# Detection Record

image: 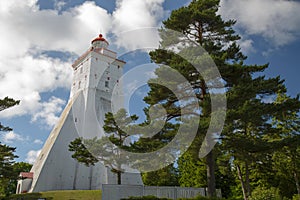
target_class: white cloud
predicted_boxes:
[219,0,300,47]
[0,55,71,118]
[25,149,41,164]
[112,0,165,50]
[31,96,66,128]
[0,0,166,124]
[33,139,44,145]
[113,0,165,31]
[2,131,25,143]
[54,0,66,11]
[239,38,255,54]
[0,0,111,122]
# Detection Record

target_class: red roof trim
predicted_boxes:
[19,172,33,179]
[91,34,109,44]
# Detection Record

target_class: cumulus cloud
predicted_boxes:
[113,0,165,31]
[33,139,44,144]
[0,1,99,123]
[219,0,300,47]
[112,0,165,50]
[239,38,255,54]
[54,0,66,11]
[0,0,167,125]
[0,0,109,122]
[26,149,41,164]
[2,131,25,143]
[0,55,71,119]
[31,96,66,128]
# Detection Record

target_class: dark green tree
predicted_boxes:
[69,108,138,185]
[144,0,246,197]
[0,144,18,197]
[223,76,300,200]
[69,137,98,166]
[268,93,300,198]
[142,164,179,186]
[4,162,32,196]
[0,97,20,132]
[144,0,300,198]
[0,97,20,197]
[129,114,180,186]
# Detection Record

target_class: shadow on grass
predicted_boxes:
[3,193,53,200]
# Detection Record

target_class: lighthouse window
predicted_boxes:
[105,81,109,88]
[80,67,83,74]
[78,81,81,89]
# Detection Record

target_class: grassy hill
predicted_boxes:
[6,190,101,200]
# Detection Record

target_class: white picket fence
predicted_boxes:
[102,184,221,200]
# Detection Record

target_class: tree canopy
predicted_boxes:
[68,1,300,199]
[0,97,22,197]
[0,97,19,132]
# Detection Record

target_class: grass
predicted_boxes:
[6,190,101,200]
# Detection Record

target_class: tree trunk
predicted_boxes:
[206,151,216,197]
[245,162,251,197]
[237,164,248,200]
[89,166,93,190]
[117,171,122,185]
[291,151,300,196]
[73,162,79,190]
[294,171,300,195]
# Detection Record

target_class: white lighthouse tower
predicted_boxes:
[16,34,143,194]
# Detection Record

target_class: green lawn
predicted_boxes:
[7,190,101,200]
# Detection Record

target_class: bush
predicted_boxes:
[177,196,225,200]
[121,195,239,200]
[293,194,300,200]
[250,187,281,200]
[2,192,47,200]
[121,196,171,200]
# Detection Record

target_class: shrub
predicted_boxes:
[292,194,300,200]
[177,196,225,200]
[250,187,281,200]
[121,195,171,200]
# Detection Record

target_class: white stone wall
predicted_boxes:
[16,179,32,194]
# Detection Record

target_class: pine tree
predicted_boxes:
[0,144,18,197]
[0,97,20,197]
[270,93,300,197]
[144,0,300,198]
[69,137,98,166]
[0,97,19,132]
[4,162,32,196]
[145,0,247,196]
[142,164,179,186]
[222,75,287,199]
[101,108,138,184]
[69,108,138,185]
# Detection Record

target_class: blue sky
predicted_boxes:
[0,0,299,164]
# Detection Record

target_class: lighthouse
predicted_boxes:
[16,34,143,194]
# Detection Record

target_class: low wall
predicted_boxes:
[102,184,221,200]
